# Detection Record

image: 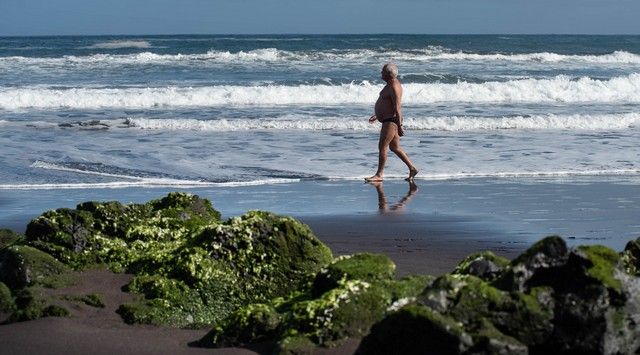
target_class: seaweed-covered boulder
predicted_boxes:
[416,273,553,349]
[25,192,221,269]
[275,335,317,355]
[9,287,69,322]
[0,229,22,250]
[312,253,395,296]
[190,211,333,300]
[118,210,332,327]
[452,251,510,281]
[359,237,640,355]
[202,254,433,352]
[0,245,72,289]
[22,193,332,327]
[0,281,15,315]
[494,236,568,292]
[205,279,390,349]
[621,237,640,276]
[357,303,473,355]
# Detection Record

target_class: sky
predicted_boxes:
[1,0,639,36]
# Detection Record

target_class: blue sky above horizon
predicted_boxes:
[1,0,639,36]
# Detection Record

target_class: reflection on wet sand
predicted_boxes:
[368,180,418,213]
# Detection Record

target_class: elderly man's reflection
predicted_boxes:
[367,180,418,213]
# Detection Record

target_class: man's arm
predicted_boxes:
[390,81,403,125]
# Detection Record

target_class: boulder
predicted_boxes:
[452,251,510,281]
[0,245,72,289]
[312,253,395,296]
[0,229,22,250]
[357,303,473,355]
[0,281,15,315]
[621,237,640,276]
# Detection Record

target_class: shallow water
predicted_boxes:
[1,35,640,188]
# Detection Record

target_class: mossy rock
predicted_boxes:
[494,236,569,292]
[356,303,473,355]
[204,279,390,349]
[469,318,528,355]
[381,274,434,302]
[201,303,282,347]
[275,336,316,355]
[418,274,474,312]
[0,229,23,250]
[0,245,73,289]
[621,237,640,276]
[9,287,69,322]
[447,277,554,346]
[62,293,105,308]
[575,245,622,294]
[289,281,388,345]
[452,251,510,281]
[511,235,568,266]
[120,274,239,328]
[312,253,395,296]
[192,211,333,300]
[25,192,221,269]
[0,281,15,314]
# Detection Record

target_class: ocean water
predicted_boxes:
[1,34,640,188]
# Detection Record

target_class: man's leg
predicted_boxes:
[365,123,395,181]
[389,133,419,180]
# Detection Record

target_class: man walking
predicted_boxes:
[365,63,418,181]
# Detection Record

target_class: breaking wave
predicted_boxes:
[1,48,640,66]
[123,113,640,132]
[1,74,639,109]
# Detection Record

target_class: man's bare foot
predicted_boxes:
[365,175,383,182]
[405,168,418,181]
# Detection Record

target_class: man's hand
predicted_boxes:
[368,115,377,124]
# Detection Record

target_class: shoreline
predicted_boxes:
[1,177,639,251]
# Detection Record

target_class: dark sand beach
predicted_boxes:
[1,178,639,353]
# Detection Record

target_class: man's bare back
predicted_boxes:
[365,63,418,182]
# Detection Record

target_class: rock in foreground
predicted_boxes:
[11,193,332,327]
[358,236,640,355]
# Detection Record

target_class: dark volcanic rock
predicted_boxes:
[357,303,473,355]
[0,245,72,290]
[622,237,640,276]
[359,237,640,355]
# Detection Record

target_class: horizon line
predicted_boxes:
[1,32,640,38]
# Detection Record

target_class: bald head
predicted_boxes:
[382,63,398,78]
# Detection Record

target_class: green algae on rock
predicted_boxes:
[0,245,74,290]
[358,236,640,355]
[357,303,473,355]
[621,237,640,276]
[0,281,15,314]
[22,193,332,327]
[0,229,23,250]
[9,287,70,322]
[451,250,510,281]
[203,254,433,352]
[25,192,221,270]
[312,253,396,296]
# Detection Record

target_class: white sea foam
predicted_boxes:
[0,179,301,190]
[428,50,640,64]
[24,161,299,189]
[7,167,639,190]
[2,48,640,66]
[123,113,640,132]
[86,40,152,49]
[1,74,639,109]
[328,169,640,181]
